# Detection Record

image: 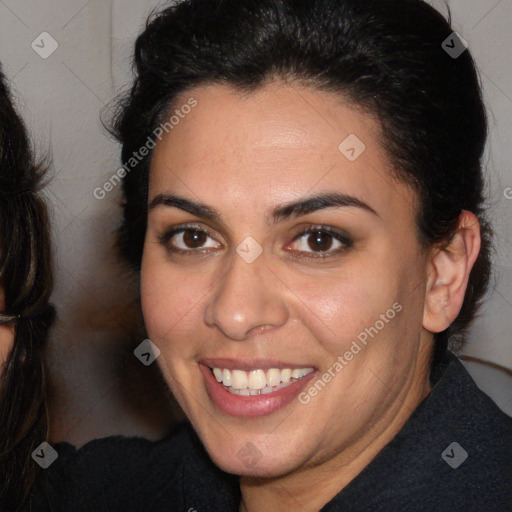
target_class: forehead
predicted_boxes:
[149,82,416,224]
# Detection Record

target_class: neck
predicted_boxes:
[239,348,433,512]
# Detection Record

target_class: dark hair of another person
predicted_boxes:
[110,0,491,367]
[0,68,56,511]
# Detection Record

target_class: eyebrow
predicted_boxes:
[148,191,379,226]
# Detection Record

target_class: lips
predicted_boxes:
[199,360,318,417]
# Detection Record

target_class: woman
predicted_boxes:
[0,68,56,511]
[45,0,511,510]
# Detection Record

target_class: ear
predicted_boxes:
[423,210,481,333]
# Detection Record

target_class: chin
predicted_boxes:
[210,448,299,478]
[196,427,305,478]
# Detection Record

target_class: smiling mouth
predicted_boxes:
[210,367,315,396]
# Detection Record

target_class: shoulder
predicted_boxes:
[428,352,512,453]
[419,352,512,507]
[397,351,512,510]
[325,351,512,511]
[412,351,511,506]
[42,421,196,511]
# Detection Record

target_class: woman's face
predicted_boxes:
[141,83,434,477]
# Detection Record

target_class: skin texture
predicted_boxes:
[0,289,14,369]
[141,82,481,511]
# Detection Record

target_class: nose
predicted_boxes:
[203,250,288,341]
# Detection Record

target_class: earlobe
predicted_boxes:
[423,210,481,333]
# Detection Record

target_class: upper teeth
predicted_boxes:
[212,367,313,391]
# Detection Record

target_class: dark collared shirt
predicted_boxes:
[37,351,512,511]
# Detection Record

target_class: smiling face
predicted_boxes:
[141,82,434,479]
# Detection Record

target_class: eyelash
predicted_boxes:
[157,223,353,260]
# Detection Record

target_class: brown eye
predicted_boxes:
[158,226,221,255]
[307,231,334,252]
[183,229,208,249]
[288,226,353,258]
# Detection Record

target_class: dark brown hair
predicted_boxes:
[0,67,56,511]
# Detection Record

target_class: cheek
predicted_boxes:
[0,288,14,366]
[288,260,402,351]
[140,252,206,352]
[0,328,14,367]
